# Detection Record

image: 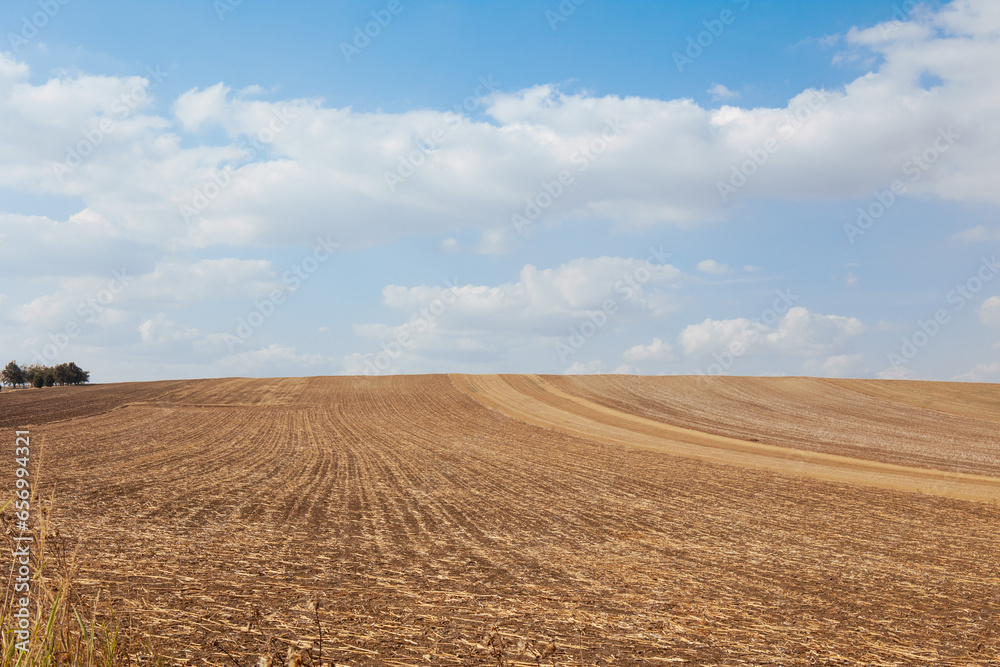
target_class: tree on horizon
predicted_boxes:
[5,361,91,388]
[1,361,26,388]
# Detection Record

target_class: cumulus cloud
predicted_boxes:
[213,343,334,376]
[878,364,917,380]
[0,211,157,278]
[8,257,280,331]
[0,0,998,253]
[952,225,1000,241]
[679,307,865,358]
[378,256,680,333]
[0,254,292,380]
[128,259,281,304]
[803,353,866,378]
[623,337,674,362]
[563,360,635,375]
[564,360,607,374]
[978,296,1000,327]
[138,313,200,346]
[345,255,682,372]
[953,361,1000,382]
[708,84,740,101]
[697,259,731,275]
[172,83,232,132]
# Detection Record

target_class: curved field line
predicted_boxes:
[825,377,1000,423]
[543,375,1000,476]
[450,374,1000,503]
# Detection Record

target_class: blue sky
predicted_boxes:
[1,0,998,382]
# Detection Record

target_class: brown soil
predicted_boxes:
[0,380,190,429]
[544,375,1000,477]
[1,375,998,665]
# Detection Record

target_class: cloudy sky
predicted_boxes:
[1,0,998,382]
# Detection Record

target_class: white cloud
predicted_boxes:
[565,360,606,374]
[679,307,865,358]
[877,364,916,380]
[138,313,199,346]
[697,259,730,275]
[128,258,281,303]
[8,258,281,333]
[804,353,866,378]
[0,211,149,277]
[172,83,232,132]
[953,361,1000,382]
[708,83,740,101]
[978,295,1000,327]
[680,316,758,356]
[474,227,515,255]
[344,256,681,372]
[2,257,291,373]
[763,307,865,354]
[623,337,674,362]
[213,343,334,376]
[876,319,905,332]
[379,256,680,332]
[952,225,1000,241]
[1,1,999,252]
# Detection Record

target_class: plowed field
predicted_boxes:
[2,375,999,665]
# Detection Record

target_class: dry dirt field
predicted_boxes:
[2,375,1000,665]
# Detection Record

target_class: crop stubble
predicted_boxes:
[1,375,998,665]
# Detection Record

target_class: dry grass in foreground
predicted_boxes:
[0,490,156,667]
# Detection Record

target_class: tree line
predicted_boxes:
[0,361,90,389]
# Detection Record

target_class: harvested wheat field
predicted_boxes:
[2,374,1000,665]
